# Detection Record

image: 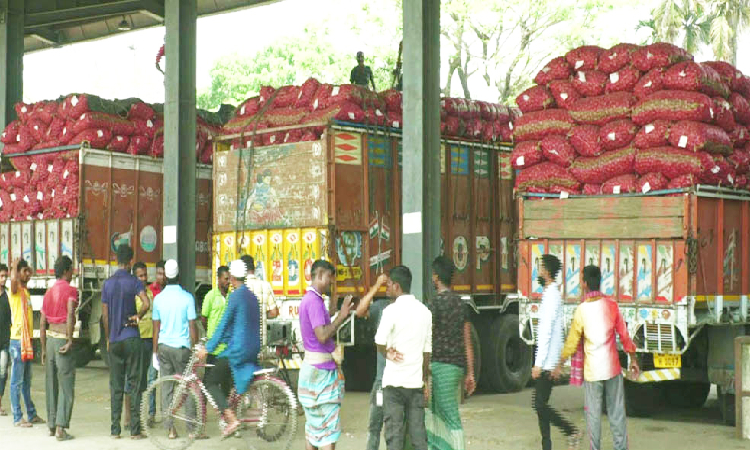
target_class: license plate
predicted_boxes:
[653,353,681,368]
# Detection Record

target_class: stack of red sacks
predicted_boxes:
[512,42,750,195]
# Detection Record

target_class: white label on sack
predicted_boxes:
[509,122,514,130]
[20,106,27,113]
[712,165,721,174]
[332,86,340,97]
[376,109,384,117]
[577,71,587,83]
[642,182,651,193]
[348,112,356,120]
[117,136,124,141]
[523,95,530,101]
[51,189,55,198]
[0,197,3,208]
[63,169,69,179]
[23,195,28,203]
[610,72,620,84]
[71,96,78,106]
[742,129,747,139]
[645,124,655,134]
[284,133,290,142]
[36,192,43,201]
[9,193,16,201]
[607,132,616,141]
[644,81,653,88]
[97,130,104,138]
[62,127,67,136]
[709,107,714,119]
[729,174,734,184]
[647,51,653,59]
[613,185,621,194]
[298,90,303,99]
[33,125,39,131]
[240,105,246,115]
[147,120,154,128]
[2,132,6,139]
[609,52,617,60]
[678,135,688,148]
[542,66,550,73]
[14,171,19,178]
[516,156,525,166]
[560,191,569,199]
[679,70,686,77]
[313,98,319,110]
[393,121,400,128]
[560,92,569,100]
[16,134,20,142]
[47,164,53,173]
[575,60,584,69]
[30,163,37,171]
[270,135,276,144]
[550,149,559,156]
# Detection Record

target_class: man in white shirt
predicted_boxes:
[531,254,579,450]
[375,266,432,450]
[241,255,280,319]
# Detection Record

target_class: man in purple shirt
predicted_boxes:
[101,244,150,439]
[297,260,352,450]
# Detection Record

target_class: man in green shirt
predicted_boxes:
[201,266,230,364]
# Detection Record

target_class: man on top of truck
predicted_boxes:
[350,51,377,91]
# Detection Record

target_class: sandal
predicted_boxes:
[56,431,75,441]
[14,420,32,428]
[130,434,146,440]
[168,428,179,440]
[30,416,46,424]
[0,407,7,416]
[221,421,240,439]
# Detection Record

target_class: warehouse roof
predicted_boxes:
[23,0,278,53]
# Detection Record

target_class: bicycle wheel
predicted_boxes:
[237,377,298,450]
[141,375,205,450]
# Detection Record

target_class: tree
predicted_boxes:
[637,0,711,54]
[706,0,750,65]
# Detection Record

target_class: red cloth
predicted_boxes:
[41,279,79,324]
[149,281,163,297]
[569,290,603,387]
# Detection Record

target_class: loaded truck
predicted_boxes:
[517,188,750,424]
[0,144,213,367]
[211,121,533,392]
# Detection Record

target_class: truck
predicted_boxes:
[211,121,532,393]
[1,144,213,367]
[516,187,750,424]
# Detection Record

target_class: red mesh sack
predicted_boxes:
[261,132,285,147]
[703,61,742,90]
[540,135,575,167]
[632,42,692,72]
[634,69,664,100]
[237,97,261,117]
[565,45,603,71]
[730,92,750,125]
[516,85,555,113]
[733,127,750,147]
[72,112,135,136]
[30,101,58,125]
[441,116,465,137]
[496,122,513,142]
[513,109,573,141]
[634,120,670,149]
[461,100,481,120]
[259,86,276,107]
[364,108,387,126]
[442,98,469,116]
[662,62,729,98]
[151,133,164,158]
[729,150,750,173]
[699,154,735,185]
[736,75,750,98]
[479,102,503,121]
[126,135,150,156]
[107,135,129,153]
[59,120,76,144]
[494,105,512,124]
[14,126,37,152]
[548,184,581,195]
[283,128,304,144]
[60,94,90,120]
[635,147,703,179]
[27,119,47,142]
[534,57,571,85]
[8,169,30,188]
[599,43,640,74]
[583,184,602,195]
[31,141,59,151]
[668,120,732,154]
[200,142,213,164]
[511,141,544,169]
[301,102,365,125]
[632,90,713,125]
[568,92,637,126]
[638,172,669,193]
[548,80,580,110]
[1,120,20,144]
[381,89,402,113]
[272,85,301,109]
[515,162,580,191]
[602,174,638,194]
[605,68,641,93]
[572,70,608,97]
[320,85,368,109]
[263,108,306,127]
[569,145,636,184]
[600,119,638,151]
[69,128,112,148]
[14,103,32,123]
[465,118,483,140]
[570,125,602,156]
[133,117,162,139]
[45,117,65,141]
[128,102,155,121]
[295,78,321,110]
[11,156,32,171]
[481,122,498,142]
[736,174,749,190]
[714,97,737,132]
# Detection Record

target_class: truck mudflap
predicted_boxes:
[625,368,681,383]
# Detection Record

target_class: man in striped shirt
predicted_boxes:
[532,254,579,450]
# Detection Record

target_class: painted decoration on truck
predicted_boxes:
[284,230,302,296]
[636,244,653,301]
[336,231,362,282]
[140,225,157,253]
[549,243,563,285]
[500,237,509,270]
[244,169,283,226]
[35,226,46,274]
[601,243,616,296]
[531,242,545,295]
[440,145,446,174]
[334,132,362,165]
[251,232,268,281]
[474,150,490,178]
[656,244,674,303]
[476,236,491,270]
[10,223,20,261]
[723,228,739,292]
[367,135,391,168]
[453,236,469,273]
[619,244,634,301]
[21,223,32,266]
[584,243,600,268]
[0,224,8,267]
[451,146,469,175]
[270,231,285,294]
[110,226,132,253]
[61,220,73,263]
[565,244,581,299]
[498,153,512,181]
[302,229,319,289]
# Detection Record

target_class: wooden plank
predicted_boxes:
[523,197,685,221]
[523,217,684,239]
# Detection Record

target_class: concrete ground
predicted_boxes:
[0,359,746,449]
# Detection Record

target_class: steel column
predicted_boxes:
[0,0,24,128]
[402,0,440,300]
[163,0,196,292]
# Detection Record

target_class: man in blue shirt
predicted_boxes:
[102,244,151,439]
[151,259,198,440]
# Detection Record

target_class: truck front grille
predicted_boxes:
[643,323,677,352]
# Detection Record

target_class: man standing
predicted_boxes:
[150,260,166,298]
[201,265,229,368]
[298,260,352,450]
[350,51,377,91]
[531,255,579,450]
[242,255,280,320]
[554,266,640,450]
[8,258,44,428]
[426,256,476,450]
[102,244,151,439]
[152,259,198,440]
[132,262,156,427]
[40,255,78,441]
[0,264,9,417]
[375,265,432,450]
[354,273,389,450]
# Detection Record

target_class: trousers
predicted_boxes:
[584,374,628,450]
[9,339,37,424]
[383,386,427,450]
[366,380,384,450]
[533,372,576,450]
[109,337,142,436]
[45,338,76,430]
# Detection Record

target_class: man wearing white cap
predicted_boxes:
[151,259,198,440]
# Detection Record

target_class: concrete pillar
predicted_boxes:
[401,0,440,300]
[163,0,196,292]
[736,336,750,438]
[0,0,24,128]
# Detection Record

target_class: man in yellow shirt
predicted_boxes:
[8,258,45,427]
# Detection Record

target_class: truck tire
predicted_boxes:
[718,387,736,426]
[660,381,710,408]
[481,315,532,393]
[342,346,376,392]
[74,344,96,368]
[624,380,664,417]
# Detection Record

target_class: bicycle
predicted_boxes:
[141,342,298,450]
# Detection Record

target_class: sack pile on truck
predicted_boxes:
[1,94,223,164]
[512,41,750,195]
[221,77,514,150]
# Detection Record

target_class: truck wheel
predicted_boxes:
[661,381,710,408]
[718,387,736,426]
[481,315,532,393]
[342,346,375,392]
[624,380,664,417]
[74,344,96,368]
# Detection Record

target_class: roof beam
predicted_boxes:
[24,0,164,29]
[27,28,62,46]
